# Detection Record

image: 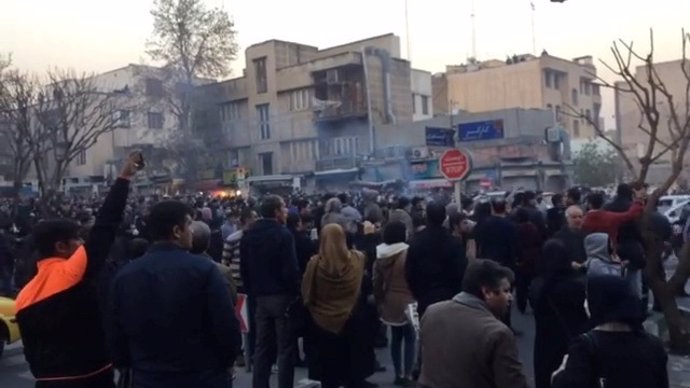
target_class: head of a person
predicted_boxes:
[565,205,584,229]
[616,183,633,201]
[33,219,85,260]
[261,195,287,224]
[566,187,582,206]
[512,192,525,208]
[524,191,537,207]
[586,275,646,329]
[462,259,515,317]
[397,196,411,211]
[147,200,195,249]
[383,221,407,245]
[324,197,342,214]
[541,239,572,276]
[412,196,425,210]
[337,193,349,206]
[286,212,302,232]
[240,208,258,229]
[189,220,211,255]
[491,199,508,215]
[318,223,351,271]
[584,232,611,261]
[587,192,605,210]
[551,193,564,208]
[426,201,446,227]
[412,213,426,231]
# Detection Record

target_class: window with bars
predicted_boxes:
[256,104,270,140]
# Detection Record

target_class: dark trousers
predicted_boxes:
[252,294,296,388]
[515,272,532,313]
[35,370,115,388]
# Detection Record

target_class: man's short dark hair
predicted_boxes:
[462,259,515,299]
[32,219,82,258]
[426,201,446,226]
[588,192,605,210]
[551,193,563,207]
[147,201,194,241]
[337,193,349,205]
[412,196,424,207]
[491,199,507,214]
[397,196,410,210]
[616,183,633,200]
[383,221,407,244]
[567,187,581,203]
[260,195,284,218]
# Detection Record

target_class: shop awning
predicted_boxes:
[408,179,453,190]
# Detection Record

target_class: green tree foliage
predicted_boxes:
[573,141,621,187]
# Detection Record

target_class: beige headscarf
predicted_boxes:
[302,223,364,334]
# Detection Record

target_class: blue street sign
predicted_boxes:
[458,119,505,142]
[425,127,455,147]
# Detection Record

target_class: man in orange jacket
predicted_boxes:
[15,152,142,388]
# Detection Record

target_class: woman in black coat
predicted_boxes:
[531,239,588,388]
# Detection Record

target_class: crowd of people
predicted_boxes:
[0,155,682,388]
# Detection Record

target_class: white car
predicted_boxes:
[664,200,690,224]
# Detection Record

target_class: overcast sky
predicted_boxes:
[3,0,690,127]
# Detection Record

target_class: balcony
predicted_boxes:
[313,100,368,123]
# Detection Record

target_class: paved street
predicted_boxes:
[0,305,538,388]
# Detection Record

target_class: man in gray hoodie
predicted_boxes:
[585,233,623,278]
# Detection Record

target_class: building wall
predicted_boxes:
[208,33,420,177]
[411,69,433,121]
[67,64,184,181]
[433,53,602,140]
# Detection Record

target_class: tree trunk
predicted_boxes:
[643,230,690,354]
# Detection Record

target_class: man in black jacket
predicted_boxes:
[15,153,140,388]
[109,200,241,388]
[241,195,300,388]
[405,201,467,316]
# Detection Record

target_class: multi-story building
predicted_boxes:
[197,33,422,189]
[64,64,210,190]
[432,52,603,139]
[615,59,690,183]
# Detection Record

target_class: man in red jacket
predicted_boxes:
[582,186,646,247]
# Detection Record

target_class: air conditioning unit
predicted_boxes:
[326,69,340,84]
[411,147,429,159]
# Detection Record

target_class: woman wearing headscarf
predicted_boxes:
[551,275,669,388]
[531,239,588,388]
[302,224,376,388]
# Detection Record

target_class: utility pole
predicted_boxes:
[530,1,537,55]
[405,0,412,61]
[470,0,477,59]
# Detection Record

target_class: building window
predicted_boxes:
[289,89,311,111]
[144,78,164,97]
[412,94,416,114]
[147,112,164,129]
[573,119,580,137]
[256,104,270,140]
[571,89,579,106]
[220,102,241,121]
[555,105,561,120]
[259,152,273,175]
[553,73,561,89]
[421,95,429,115]
[76,150,86,166]
[593,103,601,123]
[544,70,552,88]
[593,84,601,96]
[254,57,267,94]
[114,110,131,128]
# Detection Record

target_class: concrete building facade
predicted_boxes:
[615,59,690,183]
[433,53,603,139]
[197,33,423,188]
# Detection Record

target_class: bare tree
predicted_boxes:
[32,69,127,198]
[0,70,39,195]
[146,0,238,181]
[567,30,690,352]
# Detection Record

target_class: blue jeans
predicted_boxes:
[390,323,416,378]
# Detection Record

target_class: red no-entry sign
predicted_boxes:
[439,149,472,181]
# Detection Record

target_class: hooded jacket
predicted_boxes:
[240,219,300,296]
[585,233,622,278]
[373,242,415,325]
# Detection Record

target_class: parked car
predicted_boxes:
[0,296,21,357]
